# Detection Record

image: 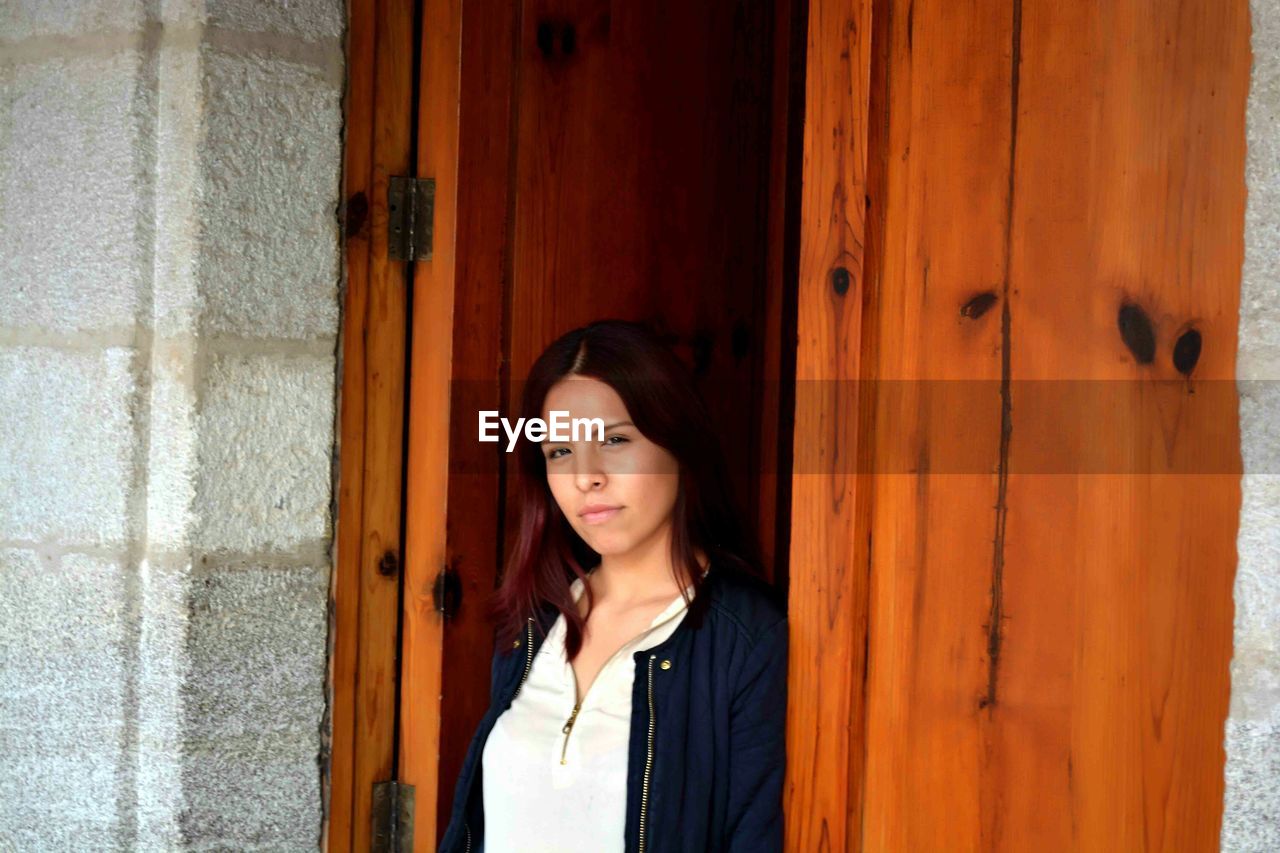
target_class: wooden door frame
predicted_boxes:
[328,0,823,850]
[328,0,419,850]
[329,0,1247,848]
[329,0,509,849]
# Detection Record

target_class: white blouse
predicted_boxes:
[480,571,698,852]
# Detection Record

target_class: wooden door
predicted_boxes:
[394,1,805,850]
[788,0,1249,849]
[337,0,1248,850]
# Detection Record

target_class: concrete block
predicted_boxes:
[1240,382,1280,474]
[0,49,148,335]
[0,550,129,851]
[206,0,344,42]
[0,0,146,41]
[1229,472,1280,724]
[1240,0,1280,375]
[195,351,334,553]
[180,563,328,848]
[1226,2,1280,845]
[149,41,206,340]
[197,46,342,341]
[184,563,329,738]
[0,346,136,547]
[1222,718,1280,852]
[179,736,322,849]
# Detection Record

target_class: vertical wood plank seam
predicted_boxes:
[982,0,1023,713]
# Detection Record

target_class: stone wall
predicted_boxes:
[0,1,345,849]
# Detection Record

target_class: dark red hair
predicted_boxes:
[485,318,765,661]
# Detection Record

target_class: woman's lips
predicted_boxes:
[581,507,622,525]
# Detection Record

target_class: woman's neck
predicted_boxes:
[588,543,707,608]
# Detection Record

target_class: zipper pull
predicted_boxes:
[561,701,582,763]
[561,702,581,734]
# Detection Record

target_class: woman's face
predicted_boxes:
[540,376,680,558]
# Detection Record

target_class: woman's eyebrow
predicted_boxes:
[601,420,634,431]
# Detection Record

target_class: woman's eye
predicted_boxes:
[546,436,625,460]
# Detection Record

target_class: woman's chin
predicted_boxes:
[585,537,631,556]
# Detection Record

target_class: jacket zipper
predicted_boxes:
[639,652,657,853]
[462,616,535,851]
[516,616,534,695]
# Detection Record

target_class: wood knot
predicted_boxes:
[1117,302,1155,364]
[960,291,998,320]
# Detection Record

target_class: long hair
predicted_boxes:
[485,318,765,661]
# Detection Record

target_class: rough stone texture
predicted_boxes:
[180,564,328,847]
[0,0,344,850]
[1224,2,1280,851]
[0,346,138,547]
[0,550,130,851]
[195,352,336,555]
[0,0,146,41]
[198,46,342,341]
[0,50,149,336]
[206,0,344,41]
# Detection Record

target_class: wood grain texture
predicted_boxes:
[433,0,523,844]
[859,0,1015,848]
[504,0,778,542]
[786,0,874,848]
[329,0,417,851]
[398,0,465,850]
[998,1,1246,847]
[855,0,1249,849]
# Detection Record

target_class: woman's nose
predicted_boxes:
[573,453,605,490]
[575,469,604,490]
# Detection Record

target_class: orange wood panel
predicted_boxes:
[329,0,417,851]
[996,0,1247,847]
[784,0,875,847]
[855,0,1249,849]
[327,0,374,846]
[398,0,466,852]
[858,0,1015,848]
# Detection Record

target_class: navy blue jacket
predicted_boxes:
[438,562,789,852]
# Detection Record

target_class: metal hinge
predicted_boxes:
[387,176,435,261]
[370,780,415,853]
[433,565,462,618]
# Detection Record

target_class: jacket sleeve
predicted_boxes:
[724,616,789,851]
[441,644,505,852]
[490,642,504,699]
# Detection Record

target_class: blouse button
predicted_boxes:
[513,639,520,647]
[660,659,672,670]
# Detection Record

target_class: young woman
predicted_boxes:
[439,319,789,852]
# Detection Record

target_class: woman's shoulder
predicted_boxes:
[703,562,787,648]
